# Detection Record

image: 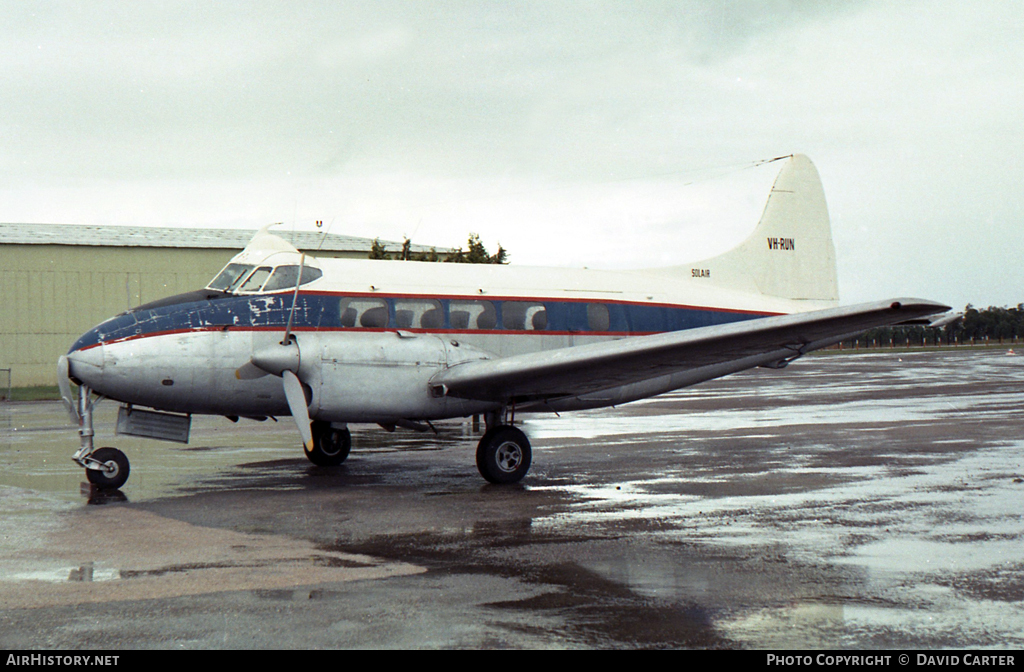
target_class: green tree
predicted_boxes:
[369,234,507,264]
[369,238,391,260]
[465,233,490,264]
[446,233,507,264]
[842,303,1024,348]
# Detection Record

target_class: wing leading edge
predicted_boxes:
[431,298,950,407]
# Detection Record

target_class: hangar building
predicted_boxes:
[1,223,440,388]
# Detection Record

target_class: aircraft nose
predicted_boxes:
[66,345,104,387]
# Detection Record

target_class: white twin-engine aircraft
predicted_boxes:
[58,155,948,489]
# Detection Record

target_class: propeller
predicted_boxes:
[283,370,313,450]
[234,254,315,448]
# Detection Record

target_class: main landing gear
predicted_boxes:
[71,385,131,490]
[475,408,532,484]
[297,413,533,484]
[304,421,352,466]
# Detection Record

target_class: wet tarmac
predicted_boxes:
[1,349,1022,649]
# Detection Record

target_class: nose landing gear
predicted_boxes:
[70,384,131,490]
[83,446,131,489]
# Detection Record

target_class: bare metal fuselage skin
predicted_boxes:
[67,313,491,423]
[64,155,848,427]
[64,257,827,424]
[58,157,952,489]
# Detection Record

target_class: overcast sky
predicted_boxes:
[2,1,1021,309]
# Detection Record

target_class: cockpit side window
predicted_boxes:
[262,265,323,292]
[207,263,255,292]
[301,266,324,286]
[237,267,273,293]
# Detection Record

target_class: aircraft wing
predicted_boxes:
[432,298,950,404]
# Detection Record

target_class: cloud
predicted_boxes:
[1,1,1021,308]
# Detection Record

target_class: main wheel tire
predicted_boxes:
[305,423,352,466]
[85,447,130,490]
[476,425,531,484]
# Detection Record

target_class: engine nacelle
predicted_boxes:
[312,332,497,423]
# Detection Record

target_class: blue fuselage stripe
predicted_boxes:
[69,291,772,353]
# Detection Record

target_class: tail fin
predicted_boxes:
[678,154,839,303]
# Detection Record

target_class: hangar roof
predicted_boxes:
[0,223,444,254]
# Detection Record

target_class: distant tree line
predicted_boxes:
[840,304,1024,348]
[369,233,507,264]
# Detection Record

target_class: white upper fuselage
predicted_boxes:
[306,256,835,357]
[64,248,834,425]
[312,256,830,311]
[63,155,844,425]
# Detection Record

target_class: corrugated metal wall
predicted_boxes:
[1,245,230,387]
[1,237,382,388]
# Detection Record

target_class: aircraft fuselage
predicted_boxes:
[57,156,950,489]
[65,267,804,423]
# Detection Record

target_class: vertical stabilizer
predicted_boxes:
[675,154,839,303]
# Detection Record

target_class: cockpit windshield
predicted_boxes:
[237,267,273,292]
[206,263,323,294]
[207,263,254,292]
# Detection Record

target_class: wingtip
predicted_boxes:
[887,298,952,314]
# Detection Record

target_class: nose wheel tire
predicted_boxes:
[85,447,131,490]
[305,423,352,466]
[476,425,531,484]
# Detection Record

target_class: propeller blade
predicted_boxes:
[282,369,313,451]
[235,361,270,380]
[56,355,81,424]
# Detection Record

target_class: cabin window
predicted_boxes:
[339,298,389,328]
[449,300,497,330]
[587,303,610,331]
[502,301,548,330]
[262,265,323,292]
[394,299,443,329]
[237,267,273,293]
[207,263,254,292]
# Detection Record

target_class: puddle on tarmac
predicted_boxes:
[0,401,479,503]
[525,351,1024,647]
[0,401,293,503]
[524,351,1023,441]
[2,350,1022,646]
